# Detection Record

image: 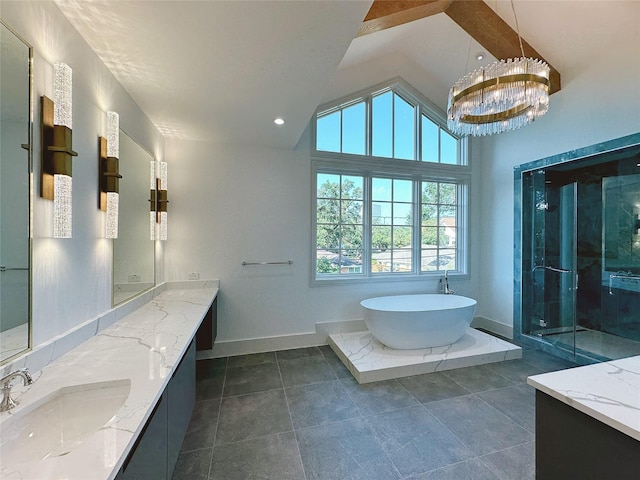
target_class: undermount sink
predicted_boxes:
[0,379,131,468]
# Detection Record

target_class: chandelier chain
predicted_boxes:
[511,0,526,58]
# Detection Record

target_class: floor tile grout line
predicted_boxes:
[469,391,536,436]
[481,360,532,385]
[276,351,309,480]
[476,439,536,480]
[416,396,485,462]
[221,385,285,398]
[410,457,487,479]
[338,377,371,419]
[206,359,227,479]
[440,362,518,391]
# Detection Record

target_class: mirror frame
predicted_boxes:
[0,20,33,365]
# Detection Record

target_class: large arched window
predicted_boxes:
[312,78,470,282]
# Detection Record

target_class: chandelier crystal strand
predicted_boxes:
[447,0,550,136]
[447,57,549,136]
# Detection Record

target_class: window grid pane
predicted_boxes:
[342,102,366,155]
[421,115,439,163]
[393,93,415,160]
[420,181,459,272]
[372,92,392,158]
[316,174,364,275]
[316,112,341,152]
[371,177,414,274]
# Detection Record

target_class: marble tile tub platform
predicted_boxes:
[328,327,522,384]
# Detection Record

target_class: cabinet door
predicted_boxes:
[118,393,168,480]
[167,340,196,477]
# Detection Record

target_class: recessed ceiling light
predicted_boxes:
[476,52,486,61]
[274,118,285,125]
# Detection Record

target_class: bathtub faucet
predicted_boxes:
[444,270,455,295]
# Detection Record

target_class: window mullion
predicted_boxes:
[391,93,395,159]
[363,175,372,277]
[339,111,343,154]
[415,106,421,162]
[413,178,421,274]
[437,125,442,164]
[366,94,372,157]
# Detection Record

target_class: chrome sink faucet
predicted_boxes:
[1,368,33,412]
[444,270,455,295]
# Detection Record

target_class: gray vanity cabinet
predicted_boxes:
[167,340,196,477]
[117,340,196,480]
[536,390,639,479]
[117,391,169,479]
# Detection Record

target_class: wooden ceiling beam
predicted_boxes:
[358,0,561,94]
[445,0,560,93]
[358,1,454,37]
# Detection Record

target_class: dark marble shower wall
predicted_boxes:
[517,138,640,352]
[547,158,640,336]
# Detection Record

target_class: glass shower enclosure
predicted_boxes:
[515,134,640,364]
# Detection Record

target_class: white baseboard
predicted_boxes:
[471,316,513,339]
[315,319,367,338]
[201,331,324,359]
[198,317,513,359]
[199,319,367,359]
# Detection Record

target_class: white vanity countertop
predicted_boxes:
[528,355,640,441]
[0,285,218,480]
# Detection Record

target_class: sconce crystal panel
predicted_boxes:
[53,63,72,129]
[159,161,168,241]
[104,111,120,239]
[150,160,157,240]
[149,160,168,241]
[53,174,72,238]
[41,63,76,239]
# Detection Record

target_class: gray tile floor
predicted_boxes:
[172,342,577,480]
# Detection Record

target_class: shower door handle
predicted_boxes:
[532,265,574,274]
[0,266,29,272]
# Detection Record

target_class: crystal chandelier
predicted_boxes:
[447,1,550,136]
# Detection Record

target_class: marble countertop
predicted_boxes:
[0,285,218,480]
[528,355,640,441]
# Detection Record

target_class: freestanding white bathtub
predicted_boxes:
[360,294,477,349]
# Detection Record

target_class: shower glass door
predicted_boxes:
[529,177,578,356]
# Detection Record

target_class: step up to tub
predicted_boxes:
[328,327,522,384]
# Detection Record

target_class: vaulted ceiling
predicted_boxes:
[53,0,639,149]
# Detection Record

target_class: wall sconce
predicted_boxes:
[41,63,76,238]
[149,161,169,240]
[98,111,122,239]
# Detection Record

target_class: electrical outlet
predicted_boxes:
[128,274,141,283]
[188,272,200,280]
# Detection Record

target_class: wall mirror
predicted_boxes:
[0,21,32,364]
[112,130,155,305]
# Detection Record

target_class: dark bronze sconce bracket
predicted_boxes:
[98,136,122,211]
[40,96,77,200]
[149,177,169,223]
